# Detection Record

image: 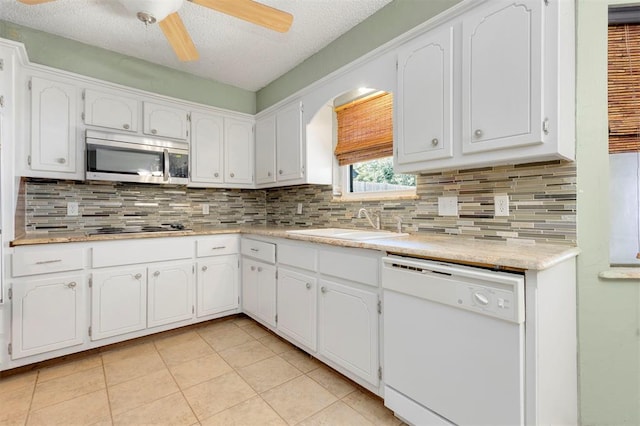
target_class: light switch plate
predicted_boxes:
[438,196,458,216]
[297,203,303,215]
[202,204,210,215]
[67,202,78,216]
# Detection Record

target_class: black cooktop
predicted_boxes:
[88,223,188,235]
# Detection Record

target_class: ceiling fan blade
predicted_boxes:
[191,0,293,33]
[159,12,200,62]
[17,0,57,4]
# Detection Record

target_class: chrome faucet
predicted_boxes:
[357,208,380,230]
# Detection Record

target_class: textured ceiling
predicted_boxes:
[0,0,394,91]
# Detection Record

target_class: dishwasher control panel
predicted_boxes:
[456,284,518,321]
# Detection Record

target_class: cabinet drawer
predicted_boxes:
[13,247,84,277]
[241,239,276,264]
[197,235,239,257]
[92,238,193,268]
[318,248,379,287]
[278,243,317,271]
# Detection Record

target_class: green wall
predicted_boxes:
[576,1,640,424]
[0,21,256,114]
[255,0,462,111]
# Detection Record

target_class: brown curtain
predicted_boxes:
[609,24,640,153]
[334,92,393,166]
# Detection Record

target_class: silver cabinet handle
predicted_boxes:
[230,172,235,178]
[474,129,483,138]
[154,271,160,277]
[123,123,130,130]
[431,138,439,146]
[211,246,226,250]
[66,282,77,289]
[202,265,208,272]
[279,170,283,175]
[257,267,263,272]
[57,158,66,164]
[35,259,62,265]
[151,129,157,135]
[214,172,219,178]
[250,248,259,252]
[321,286,327,294]
[134,273,142,279]
[306,283,311,289]
[251,266,256,271]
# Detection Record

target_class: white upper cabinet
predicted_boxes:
[395,25,454,170]
[255,113,277,185]
[224,117,254,185]
[29,76,78,175]
[461,0,543,154]
[83,89,139,132]
[276,102,304,182]
[143,101,189,140]
[190,111,224,184]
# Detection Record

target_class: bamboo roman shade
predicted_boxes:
[609,24,640,153]
[334,92,393,166]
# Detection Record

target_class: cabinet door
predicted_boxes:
[11,274,84,359]
[318,279,379,386]
[224,118,254,185]
[191,111,224,184]
[255,114,277,185]
[91,267,147,340]
[461,0,543,153]
[396,26,453,167]
[242,259,259,317]
[29,76,77,173]
[143,102,188,140]
[84,89,138,132]
[148,262,194,328]
[242,258,276,327]
[197,255,239,317]
[276,102,304,182]
[277,267,317,350]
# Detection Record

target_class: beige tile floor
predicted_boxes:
[0,315,403,425]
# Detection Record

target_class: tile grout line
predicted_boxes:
[100,355,115,425]
[23,370,40,425]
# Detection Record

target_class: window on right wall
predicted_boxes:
[333,90,416,200]
[608,18,640,266]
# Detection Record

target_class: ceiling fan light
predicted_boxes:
[121,0,184,24]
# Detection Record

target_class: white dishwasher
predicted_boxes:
[382,256,525,426]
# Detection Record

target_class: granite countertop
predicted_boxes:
[11,225,580,271]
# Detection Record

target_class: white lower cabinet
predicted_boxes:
[318,278,380,387]
[242,258,277,327]
[11,274,85,359]
[277,267,317,351]
[147,262,194,328]
[91,267,147,341]
[196,255,239,317]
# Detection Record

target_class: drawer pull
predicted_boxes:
[154,271,160,277]
[134,273,142,280]
[202,266,208,272]
[151,129,157,135]
[431,138,439,146]
[251,266,256,271]
[57,158,66,164]
[214,172,219,178]
[211,246,226,250]
[306,283,311,289]
[474,129,483,138]
[250,248,259,252]
[321,286,327,294]
[123,123,130,130]
[66,282,77,289]
[257,267,263,272]
[35,259,62,265]
[230,172,235,178]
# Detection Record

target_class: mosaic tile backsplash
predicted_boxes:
[23,160,576,245]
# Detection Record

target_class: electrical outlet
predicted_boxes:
[202,204,210,215]
[494,194,510,216]
[438,196,458,216]
[67,202,78,216]
[296,203,303,215]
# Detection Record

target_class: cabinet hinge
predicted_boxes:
[7,287,12,300]
[543,118,550,135]
[238,259,240,268]
[187,113,191,122]
[88,277,92,288]
[238,296,240,304]
[81,112,85,121]
[192,265,195,274]
[27,155,31,166]
[28,80,31,90]
[275,314,278,323]
[0,95,4,108]
[192,305,195,314]
[88,326,92,337]
[300,103,304,113]
[396,59,399,70]
[82,90,85,100]
[378,366,382,380]
[7,343,12,356]
[0,59,4,71]
[275,270,278,279]
[544,0,549,5]
[377,299,382,314]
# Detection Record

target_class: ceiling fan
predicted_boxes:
[17,0,294,62]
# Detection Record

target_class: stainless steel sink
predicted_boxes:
[286,228,408,241]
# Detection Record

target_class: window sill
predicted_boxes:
[599,267,640,280]
[332,191,418,203]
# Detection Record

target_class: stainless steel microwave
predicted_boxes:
[86,130,189,185]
